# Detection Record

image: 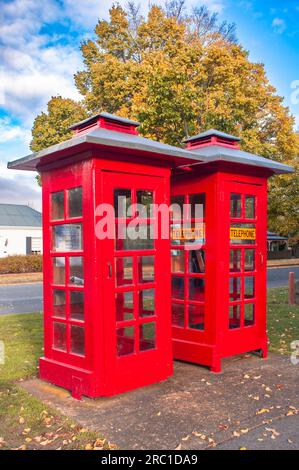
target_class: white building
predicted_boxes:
[0,204,42,257]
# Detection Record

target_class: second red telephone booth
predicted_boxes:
[170,129,293,372]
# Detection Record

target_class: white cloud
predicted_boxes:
[0,1,83,124]
[272,17,287,34]
[0,171,42,211]
[0,118,31,144]
[200,0,225,13]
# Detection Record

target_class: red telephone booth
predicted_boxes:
[170,130,293,373]
[8,112,204,398]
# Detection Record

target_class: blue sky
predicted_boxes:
[0,0,298,210]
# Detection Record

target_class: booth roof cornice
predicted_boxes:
[7,123,294,175]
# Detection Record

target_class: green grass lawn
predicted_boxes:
[0,313,113,450]
[267,287,299,355]
[0,288,298,450]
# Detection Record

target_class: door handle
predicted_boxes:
[107,262,113,279]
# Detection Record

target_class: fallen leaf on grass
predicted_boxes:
[0,437,6,447]
[79,428,88,433]
[22,428,31,434]
[256,408,270,415]
[218,424,229,430]
[40,439,52,446]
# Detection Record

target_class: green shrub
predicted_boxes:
[0,255,42,274]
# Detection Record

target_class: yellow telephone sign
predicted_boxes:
[171,225,205,241]
[230,227,256,240]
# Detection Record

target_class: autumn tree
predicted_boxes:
[31,2,299,236]
[30,96,87,152]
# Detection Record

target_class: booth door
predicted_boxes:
[223,181,267,354]
[100,171,171,394]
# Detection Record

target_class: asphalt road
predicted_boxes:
[0,266,298,315]
[0,282,43,315]
[267,265,299,288]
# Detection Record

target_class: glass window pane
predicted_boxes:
[245,196,255,219]
[189,249,205,273]
[116,291,134,322]
[114,189,132,218]
[139,289,155,317]
[117,326,135,356]
[69,257,84,285]
[68,187,82,218]
[189,278,205,302]
[245,277,255,299]
[136,190,153,217]
[140,322,156,351]
[115,257,133,286]
[171,250,184,273]
[229,305,241,329]
[170,195,185,220]
[138,256,154,283]
[230,194,241,218]
[116,224,154,250]
[52,224,82,251]
[245,249,255,271]
[70,325,85,355]
[244,304,255,326]
[53,322,66,351]
[70,291,84,321]
[172,303,185,327]
[229,277,241,301]
[172,276,184,300]
[188,304,204,331]
[53,290,66,318]
[230,249,241,273]
[51,191,64,220]
[190,194,205,219]
[53,257,65,284]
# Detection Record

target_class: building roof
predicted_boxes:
[0,204,42,227]
[184,129,241,143]
[267,231,288,241]
[7,118,294,175]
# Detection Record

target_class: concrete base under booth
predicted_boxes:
[39,357,173,400]
[39,358,96,400]
[172,337,268,373]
